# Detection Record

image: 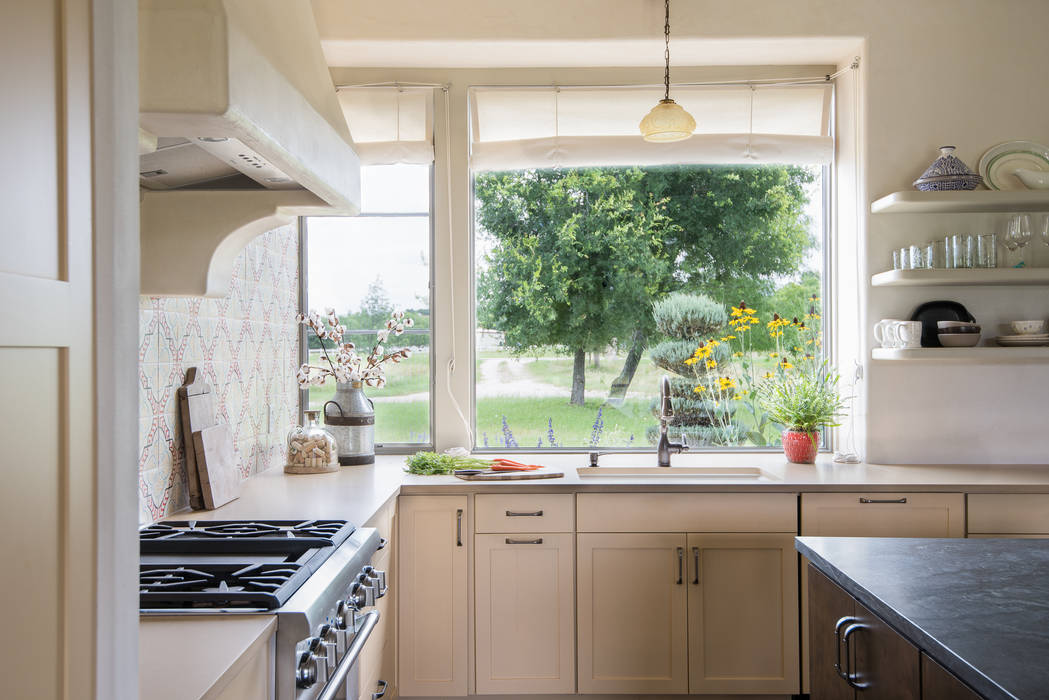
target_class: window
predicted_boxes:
[304,164,433,447]
[470,85,829,450]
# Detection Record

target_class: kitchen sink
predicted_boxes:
[576,466,780,480]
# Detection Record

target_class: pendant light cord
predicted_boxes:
[663,0,672,101]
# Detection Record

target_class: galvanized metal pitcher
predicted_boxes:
[323,381,375,465]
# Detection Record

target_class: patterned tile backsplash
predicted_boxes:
[138,226,300,524]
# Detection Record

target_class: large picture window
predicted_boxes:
[304,164,433,447]
[474,164,825,450]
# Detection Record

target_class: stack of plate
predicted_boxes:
[996,334,1049,347]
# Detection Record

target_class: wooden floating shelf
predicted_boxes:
[872,347,1049,363]
[871,268,1049,287]
[871,190,1049,214]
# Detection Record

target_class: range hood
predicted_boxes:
[138,0,360,297]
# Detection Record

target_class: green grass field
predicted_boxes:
[305,347,790,447]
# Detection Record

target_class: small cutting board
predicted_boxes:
[178,367,216,510]
[453,470,565,481]
[192,423,242,509]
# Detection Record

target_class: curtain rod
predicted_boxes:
[334,58,859,92]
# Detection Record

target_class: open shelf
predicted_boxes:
[871,190,1049,214]
[871,267,1049,287]
[872,347,1049,363]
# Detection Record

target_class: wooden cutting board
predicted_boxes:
[454,470,565,481]
[192,423,242,509]
[178,367,216,510]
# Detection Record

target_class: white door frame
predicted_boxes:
[92,0,140,697]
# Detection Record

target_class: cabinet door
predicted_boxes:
[397,496,468,696]
[475,533,575,694]
[687,534,799,694]
[577,533,688,694]
[852,601,919,700]
[921,652,981,700]
[807,565,856,700]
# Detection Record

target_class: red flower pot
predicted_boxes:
[782,429,819,464]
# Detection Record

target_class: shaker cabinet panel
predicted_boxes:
[475,533,575,694]
[801,493,965,538]
[853,601,920,700]
[397,496,468,697]
[808,564,856,700]
[687,533,799,694]
[577,533,688,694]
[921,652,981,700]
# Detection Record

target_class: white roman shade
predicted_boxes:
[470,84,832,171]
[337,87,435,165]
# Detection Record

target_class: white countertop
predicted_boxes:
[141,452,1049,698]
[139,615,275,700]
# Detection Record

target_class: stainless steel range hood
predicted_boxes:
[138,0,360,297]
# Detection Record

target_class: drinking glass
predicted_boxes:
[977,234,998,268]
[925,240,945,269]
[1039,213,1049,255]
[898,246,910,270]
[908,244,923,269]
[943,236,955,269]
[950,234,973,268]
[892,249,901,270]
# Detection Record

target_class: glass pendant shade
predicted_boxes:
[639,98,696,142]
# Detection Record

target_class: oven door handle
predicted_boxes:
[317,610,380,700]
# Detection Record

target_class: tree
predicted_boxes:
[360,275,393,328]
[476,168,674,406]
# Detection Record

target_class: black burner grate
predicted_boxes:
[140,519,354,554]
[139,563,311,609]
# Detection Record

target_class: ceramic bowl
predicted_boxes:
[1015,169,1049,190]
[937,320,979,330]
[938,332,980,347]
[1010,320,1048,335]
[937,326,981,334]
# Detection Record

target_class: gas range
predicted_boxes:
[140,519,386,700]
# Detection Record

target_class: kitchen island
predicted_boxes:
[797,536,1049,700]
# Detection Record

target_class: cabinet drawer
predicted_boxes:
[967,494,1049,534]
[801,492,965,537]
[475,494,574,533]
[576,493,797,532]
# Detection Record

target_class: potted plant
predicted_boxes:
[758,365,846,464]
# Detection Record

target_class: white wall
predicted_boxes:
[321,0,1049,464]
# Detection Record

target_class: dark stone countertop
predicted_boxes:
[796,537,1049,700]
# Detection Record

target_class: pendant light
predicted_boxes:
[639,0,696,142]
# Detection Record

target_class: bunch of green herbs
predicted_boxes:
[404,451,492,475]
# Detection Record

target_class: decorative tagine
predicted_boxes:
[296,308,414,466]
[913,145,983,191]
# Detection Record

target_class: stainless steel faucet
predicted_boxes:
[657,375,688,467]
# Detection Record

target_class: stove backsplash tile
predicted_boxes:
[138,225,300,524]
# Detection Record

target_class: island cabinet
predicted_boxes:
[799,492,965,692]
[397,495,469,697]
[576,493,799,695]
[809,565,983,700]
[474,494,576,694]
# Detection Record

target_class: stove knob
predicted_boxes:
[334,600,353,629]
[363,566,387,597]
[296,644,322,689]
[318,623,338,666]
[349,580,376,609]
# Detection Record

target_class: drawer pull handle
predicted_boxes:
[834,616,857,682]
[373,679,388,699]
[840,622,869,689]
[505,510,544,517]
[859,497,907,504]
[676,546,684,585]
[505,537,543,545]
[692,546,700,585]
[456,509,463,547]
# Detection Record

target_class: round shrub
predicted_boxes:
[652,293,728,340]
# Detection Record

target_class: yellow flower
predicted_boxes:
[708,339,720,347]
[793,346,803,352]
[745,308,757,315]
[693,385,705,393]
[724,335,736,340]
[733,351,743,358]
[705,359,717,370]
[730,307,744,317]
[780,360,794,369]
[763,371,773,379]
[684,357,697,366]
[769,352,779,358]
[733,394,743,400]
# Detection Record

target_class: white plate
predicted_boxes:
[997,338,1049,346]
[997,333,1049,341]
[979,141,1049,191]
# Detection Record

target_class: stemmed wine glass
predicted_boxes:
[1039,213,1049,258]
[1006,214,1033,267]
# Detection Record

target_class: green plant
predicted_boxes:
[652,293,727,339]
[757,365,846,435]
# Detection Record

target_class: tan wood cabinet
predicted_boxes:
[967,493,1049,536]
[577,533,689,694]
[686,533,799,694]
[799,492,964,693]
[397,495,469,697]
[475,533,575,694]
[360,498,397,700]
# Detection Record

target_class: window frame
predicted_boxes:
[298,165,437,453]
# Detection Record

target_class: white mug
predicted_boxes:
[894,321,923,349]
[873,319,903,348]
